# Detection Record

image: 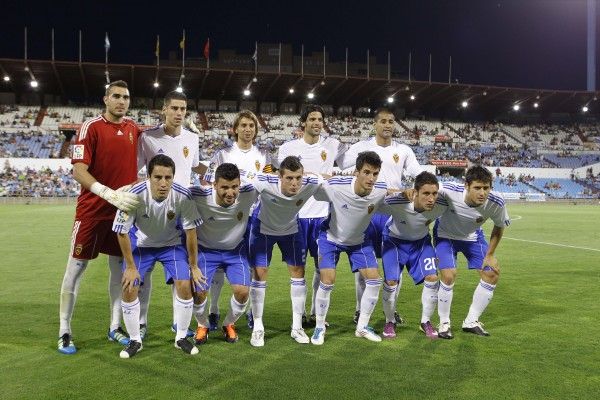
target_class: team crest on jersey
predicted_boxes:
[367,204,375,214]
[321,150,327,161]
[74,244,83,256]
[237,211,244,221]
[255,160,261,171]
[183,146,189,158]
[393,153,399,163]
[73,144,84,160]
[129,131,133,144]
[476,217,484,223]
[296,199,304,207]
[116,211,128,223]
[167,210,176,220]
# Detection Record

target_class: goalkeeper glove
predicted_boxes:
[90,182,139,212]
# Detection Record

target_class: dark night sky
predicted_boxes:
[1,0,597,91]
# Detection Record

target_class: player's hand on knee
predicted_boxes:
[122,267,141,293]
[190,265,207,287]
[482,255,500,274]
[91,182,139,212]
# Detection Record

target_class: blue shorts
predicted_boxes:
[365,213,387,258]
[249,219,306,267]
[382,234,437,285]
[298,217,325,259]
[198,242,251,291]
[434,229,490,270]
[126,244,191,284]
[317,231,378,272]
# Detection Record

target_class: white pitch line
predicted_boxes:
[511,215,522,221]
[504,237,600,252]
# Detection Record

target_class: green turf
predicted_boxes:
[0,203,599,399]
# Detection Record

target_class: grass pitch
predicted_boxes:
[0,203,598,399]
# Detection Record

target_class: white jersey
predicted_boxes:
[436,182,510,241]
[112,181,201,247]
[314,176,388,246]
[277,136,346,218]
[190,183,258,250]
[337,137,422,189]
[137,125,200,186]
[382,193,447,241]
[203,142,270,183]
[252,173,324,236]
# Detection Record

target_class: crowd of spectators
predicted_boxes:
[0,164,79,197]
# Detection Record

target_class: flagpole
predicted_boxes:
[51,28,55,62]
[104,32,110,83]
[254,41,258,75]
[408,52,412,83]
[345,47,348,79]
[78,30,82,64]
[24,27,28,63]
[301,44,304,76]
[387,51,391,82]
[448,56,452,85]
[323,45,326,77]
[278,43,281,74]
[207,38,210,70]
[366,49,369,80]
[156,35,160,67]
[428,53,432,83]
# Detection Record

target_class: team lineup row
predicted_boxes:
[57,80,509,358]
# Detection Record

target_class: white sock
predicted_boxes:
[223,296,248,326]
[290,278,307,330]
[357,278,382,329]
[421,280,439,323]
[121,298,141,342]
[193,299,208,327]
[138,269,152,325]
[108,256,124,331]
[381,282,397,323]
[171,285,178,325]
[438,282,454,324]
[174,295,194,340]
[59,256,88,336]
[209,269,225,315]
[250,280,266,332]
[465,280,496,324]
[315,282,334,329]
[394,271,403,302]
[354,273,366,312]
[310,268,320,315]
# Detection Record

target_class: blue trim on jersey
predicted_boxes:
[302,177,319,185]
[386,197,411,205]
[140,124,163,134]
[328,177,353,185]
[257,175,279,183]
[172,183,193,199]
[190,186,212,196]
[130,182,147,194]
[374,182,387,189]
[240,184,255,193]
[487,193,505,206]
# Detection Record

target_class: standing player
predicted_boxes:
[380,171,447,339]
[190,163,258,344]
[310,151,387,345]
[337,107,422,326]
[114,155,203,358]
[276,105,346,326]
[58,80,140,354]
[202,110,271,331]
[137,91,205,338]
[247,156,324,347]
[434,166,510,338]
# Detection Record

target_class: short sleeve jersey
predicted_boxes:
[382,194,447,241]
[112,181,201,247]
[276,136,345,218]
[436,182,511,241]
[203,143,270,183]
[138,125,200,186]
[72,115,140,221]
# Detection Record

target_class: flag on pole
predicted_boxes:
[155,35,160,58]
[104,33,110,51]
[251,43,257,61]
[179,31,185,50]
[204,38,210,59]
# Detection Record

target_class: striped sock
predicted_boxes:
[315,282,334,329]
[357,278,382,329]
[421,280,439,323]
[290,278,307,330]
[250,280,267,331]
[381,282,398,323]
[465,280,496,324]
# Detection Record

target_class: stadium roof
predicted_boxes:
[1,58,598,118]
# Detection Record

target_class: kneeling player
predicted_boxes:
[114,155,204,358]
[434,166,510,338]
[190,163,259,344]
[248,156,324,346]
[380,171,446,339]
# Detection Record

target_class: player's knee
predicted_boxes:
[440,269,456,285]
[424,275,438,283]
[288,266,304,278]
[253,267,268,281]
[480,270,499,284]
[194,291,208,304]
[174,280,193,300]
[122,290,138,303]
[233,287,249,303]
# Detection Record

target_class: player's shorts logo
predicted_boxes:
[183,146,189,158]
[367,204,375,214]
[393,153,399,163]
[74,244,83,256]
[237,211,244,221]
[321,150,327,161]
[475,217,484,223]
[255,160,261,171]
[167,210,176,220]
[296,199,304,207]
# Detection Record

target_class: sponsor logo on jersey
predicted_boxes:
[393,153,399,163]
[296,199,304,207]
[167,210,176,220]
[73,144,84,160]
[74,244,83,256]
[158,148,164,154]
[183,146,189,158]
[367,204,375,214]
[237,211,244,221]
[117,130,124,136]
[321,150,327,161]
[116,211,128,223]
[255,160,261,171]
